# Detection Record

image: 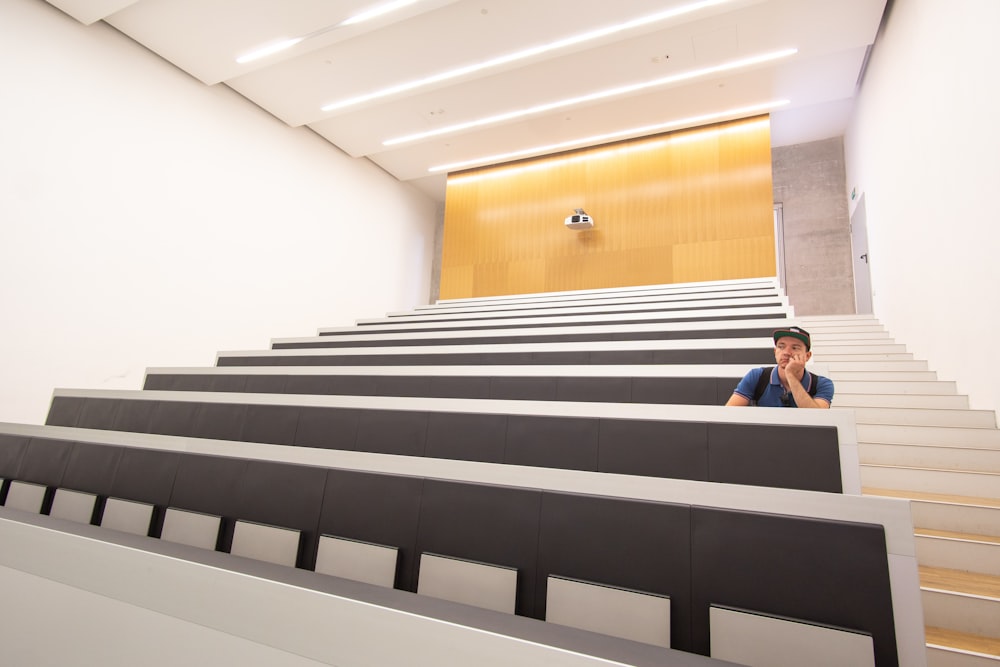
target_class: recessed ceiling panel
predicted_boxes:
[44,0,887,202]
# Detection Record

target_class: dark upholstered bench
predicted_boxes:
[0,427,898,665]
[45,390,846,493]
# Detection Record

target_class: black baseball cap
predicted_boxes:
[773,326,811,350]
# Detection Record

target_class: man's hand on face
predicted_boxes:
[784,351,807,380]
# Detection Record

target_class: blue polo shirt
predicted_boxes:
[732,367,835,407]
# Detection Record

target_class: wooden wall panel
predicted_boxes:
[441,116,774,299]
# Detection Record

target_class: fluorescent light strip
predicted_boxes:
[430,100,789,174]
[236,38,305,64]
[385,48,796,146]
[341,0,421,26]
[236,0,421,64]
[319,0,734,112]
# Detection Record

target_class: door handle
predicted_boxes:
[860,253,868,263]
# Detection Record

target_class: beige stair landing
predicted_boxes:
[802,315,1000,666]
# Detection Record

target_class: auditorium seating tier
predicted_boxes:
[0,279,924,666]
[0,427,900,664]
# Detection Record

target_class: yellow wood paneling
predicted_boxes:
[439,264,474,299]
[441,116,774,298]
[672,236,775,284]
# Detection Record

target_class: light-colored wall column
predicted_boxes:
[772,137,855,316]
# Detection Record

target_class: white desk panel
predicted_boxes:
[49,488,97,524]
[161,508,221,550]
[4,481,46,513]
[431,277,779,306]
[546,576,670,648]
[280,316,794,347]
[231,520,300,568]
[315,535,398,588]
[377,296,786,321]
[329,305,788,334]
[218,336,775,361]
[145,363,755,380]
[710,606,875,667]
[101,498,153,536]
[418,553,518,615]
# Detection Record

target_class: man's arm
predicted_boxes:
[725,368,760,406]
[785,379,830,408]
[726,393,751,406]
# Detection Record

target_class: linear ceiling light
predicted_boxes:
[236,0,422,64]
[384,48,796,146]
[340,0,421,26]
[236,37,306,64]
[319,0,734,113]
[428,100,790,174]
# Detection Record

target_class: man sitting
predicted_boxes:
[725,326,834,408]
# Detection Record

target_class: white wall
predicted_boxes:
[845,0,1000,417]
[0,0,437,425]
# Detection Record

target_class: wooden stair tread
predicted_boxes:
[863,487,1000,508]
[926,626,1000,657]
[916,528,1000,544]
[861,462,1000,475]
[920,566,1000,598]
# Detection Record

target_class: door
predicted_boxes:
[851,194,873,314]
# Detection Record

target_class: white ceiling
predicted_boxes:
[45,0,886,203]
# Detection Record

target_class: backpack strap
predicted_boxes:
[752,367,819,404]
[807,373,819,398]
[751,367,773,405]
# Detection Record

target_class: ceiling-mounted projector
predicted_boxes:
[565,208,594,230]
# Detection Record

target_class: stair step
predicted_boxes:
[795,314,882,331]
[859,443,1000,473]
[864,488,1000,508]
[802,324,885,332]
[830,370,939,381]
[807,320,887,328]
[812,331,892,340]
[836,381,959,395]
[825,360,929,371]
[919,529,1000,545]
[864,488,1000,535]
[921,567,1000,639]
[820,353,915,361]
[914,505,1000,538]
[858,425,1000,448]
[916,530,1000,575]
[922,566,1000,597]
[798,315,883,325]
[812,332,892,339]
[836,394,970,410]
[860,465,1000,498]
[848,407,997,428]
[815,338,899,348]
[926,627,1000,666]
[813,344,909,354]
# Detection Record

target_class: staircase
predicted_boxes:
[800,315,1000,667]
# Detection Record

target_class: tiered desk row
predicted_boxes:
[0,278,925,667]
